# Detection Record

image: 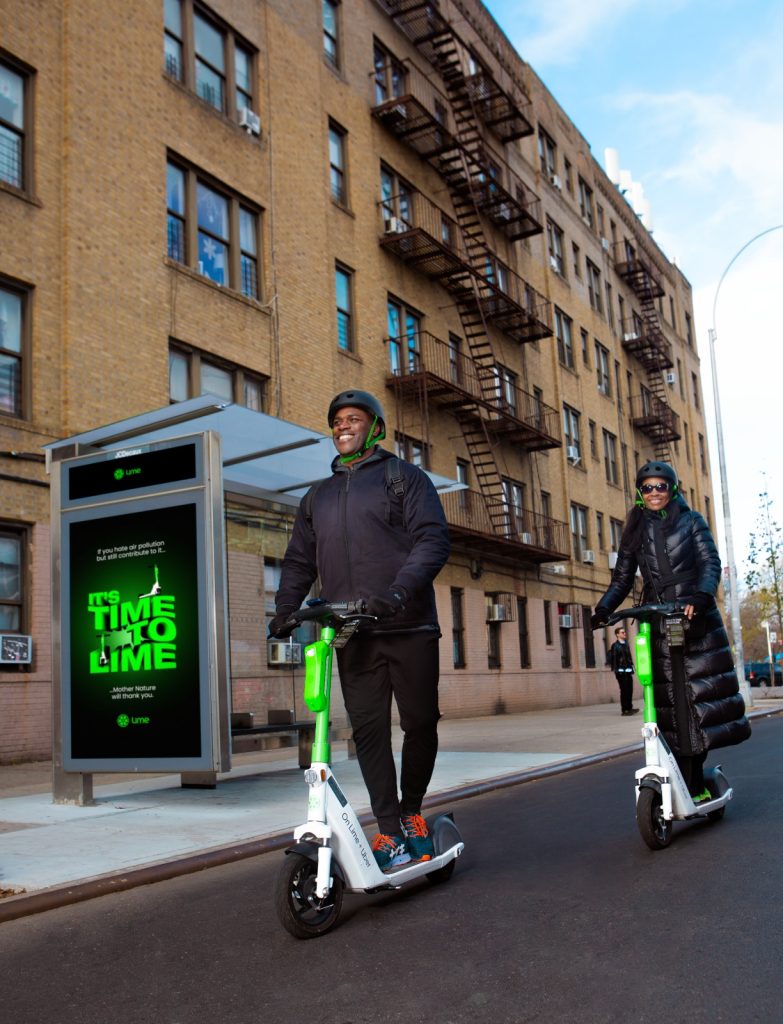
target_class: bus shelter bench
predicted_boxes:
[231,714,315,769]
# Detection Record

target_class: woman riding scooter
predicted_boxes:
[592,461,751,798]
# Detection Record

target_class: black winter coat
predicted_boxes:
[275,447,450,632]
[597,495,750,756]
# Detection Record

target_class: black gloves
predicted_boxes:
[268,610,296,639]
[688,593,713,612]
[590,606,610,631]
[365,588,407,619]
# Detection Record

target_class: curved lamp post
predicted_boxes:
[708,224,783,707]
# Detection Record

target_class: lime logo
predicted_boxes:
[114,468,125,480]
[117,713,130,728]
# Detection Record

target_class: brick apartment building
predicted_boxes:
[0,0,715,762]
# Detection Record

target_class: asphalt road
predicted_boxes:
[3,714,782,1024]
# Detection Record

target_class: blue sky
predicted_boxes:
[485,0,783,576]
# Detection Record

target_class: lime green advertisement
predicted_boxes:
[69,503,201,759]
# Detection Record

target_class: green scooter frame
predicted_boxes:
[603,602,732,850]
[274,600,464,938]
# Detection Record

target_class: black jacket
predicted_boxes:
[275,447,450,631]
[597,495,750,755]
[608,640,634,673]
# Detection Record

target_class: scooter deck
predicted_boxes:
[348,842,465,893]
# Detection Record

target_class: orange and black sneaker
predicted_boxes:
[371,833,411,871]
[401,813,434,861]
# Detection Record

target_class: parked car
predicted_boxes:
[744,661,783,687]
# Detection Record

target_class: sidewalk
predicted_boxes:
[1,691,781,922]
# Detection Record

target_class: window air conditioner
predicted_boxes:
[623,331,639,342]
[239,107,261,136]
[384,216,406,234]
[549,255,560,273]
[608,551,619,569]
[0,634,33,664]
[601,237,611,251]
[267,641,302,666]
[549,174,562,190]
[550,564,567,575]
[666,372,677,385]
[520,531,533,545]
[558,614,573,629]
[566,445,580,463]
[487,604,509,622]
[582,549,596,565]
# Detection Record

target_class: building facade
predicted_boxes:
[0,0,715,761]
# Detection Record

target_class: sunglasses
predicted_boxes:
[640,482,670,494]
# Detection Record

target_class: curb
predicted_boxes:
[2,704,780,924]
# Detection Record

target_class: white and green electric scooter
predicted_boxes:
[604,602,733,850]
[275,600,464,939]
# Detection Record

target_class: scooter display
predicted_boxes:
[603,602,733,850]
[275,600,464,938]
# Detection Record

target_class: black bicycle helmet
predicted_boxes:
[635,460,678,491]
[327,389,385,429]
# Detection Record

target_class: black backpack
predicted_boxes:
[301,457,405,525]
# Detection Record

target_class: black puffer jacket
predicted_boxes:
[597,495,750,755]
[275,448,450,632]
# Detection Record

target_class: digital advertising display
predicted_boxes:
[57,433,228,774]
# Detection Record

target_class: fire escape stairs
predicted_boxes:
[637,276,673,461]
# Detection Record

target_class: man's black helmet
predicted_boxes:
[327,389,385,429]
[635,460,678,490]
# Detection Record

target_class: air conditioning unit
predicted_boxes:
[666,372,677,385]
[582,214,592,227]
[520,531,533,545]
[239,107,261,135]
[384,216,406,234]
[487,604,509,622]
[608,551,619,569]
[582,549,596,565]
[267,641,302,666]
[549,563,567,575]
[549,255,560,273]
[566,445,580,463]
[558,614,573,629]
[0,634,33,664]
[549,174,562,190]
[623,331,639,342]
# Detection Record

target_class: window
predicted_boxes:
[685,312,693,348]
[570,503,588,560]
[387,297,421,374]
[451,588,466,668]
[705,495,712,530]
[163,1,256,123]
[684,421,692,464]
[373,41,405,104]
[572,242,581,279]
[335,263,354,351]
[517,597,530,668]
[563,403,581,460]
[555,308,574,369]
[605,283,614,327]
[596,511,605,549]
[0,56,30,191]
[533,387,544,430]
[538,127,557,179]
[596,204,605,238]
[609,518,623,553]
[502,477,525,538]
[563,157,573,194]
[559,604,572,668]
[447,332,462,384]
[543,599,553,646]
[614,360,622,408]
[669,296,676,330]
[487,612,501,670]
[0,281,27,418]
[169,342,266,408]
[491,363,518,416]
[677,358,685,399]
[166,158,261,298]
[322,0,341,67]
[546,218,565,275]
[586,260,603,314]
[691,371,700,410]
[595,342,611,395]
[456,458,470,510]
[0,526,25,631]
[396,432,429,468]
[582,605,596,668]
[588,419,597,459]
[380,165,412,229]
[328,120,348,205]
[580,328,589,367]
[698,433,707,473]
[578,177,594,228]
[603,429,619,485]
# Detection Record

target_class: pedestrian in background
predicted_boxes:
[607,626,638,716]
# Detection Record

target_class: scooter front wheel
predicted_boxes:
[275,852,344,939]
[636,787,673,850]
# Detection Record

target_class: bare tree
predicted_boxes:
[745,479,783,661]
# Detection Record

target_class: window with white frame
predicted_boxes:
[586,259,603,314]
[555,307,574,369]
[609,517,623,552]
[563,403,581,460]
[538,127,557,179]
[502,477,526,538]
[595,341,611,395]
[373,40,405,104]
[380,165,412,230]
[491,363,518,416]
[387,297,421,374]
[578,176,594,228]
[546,217,565,275]
[570,503,588,560]
[602,429,619,485]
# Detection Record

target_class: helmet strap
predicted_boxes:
[338,415,385,464]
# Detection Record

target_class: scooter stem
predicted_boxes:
[303,624,335,763]
[636,622,657,724]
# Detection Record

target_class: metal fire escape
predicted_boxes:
[377,0,550,536]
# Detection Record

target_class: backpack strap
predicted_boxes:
[301,479,326,525]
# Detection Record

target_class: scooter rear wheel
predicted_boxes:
[636,787,673,850]
[275,852,344,939]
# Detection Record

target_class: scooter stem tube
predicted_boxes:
[636,622,656,723]
[302,625,335,763]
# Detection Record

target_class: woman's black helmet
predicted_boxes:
[327,389,385,429]
[635,460,678,491]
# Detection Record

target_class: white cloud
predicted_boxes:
[504,0,641,67]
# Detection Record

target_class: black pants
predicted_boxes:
[615,671,634,712]
[677,752,707,796]
[336,630,440,836]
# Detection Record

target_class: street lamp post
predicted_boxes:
[709,224,783,708]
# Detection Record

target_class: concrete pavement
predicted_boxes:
[1,690,781,922]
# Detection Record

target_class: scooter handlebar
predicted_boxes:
[604,601,686,627]
[284,600,376,628]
